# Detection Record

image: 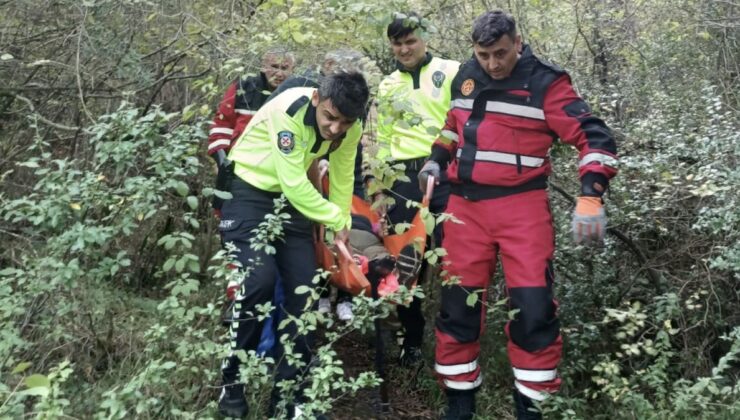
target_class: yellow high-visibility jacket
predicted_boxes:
[229,87,361,231]
[377,54,460,161]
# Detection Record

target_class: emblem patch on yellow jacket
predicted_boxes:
[277,131,295,154]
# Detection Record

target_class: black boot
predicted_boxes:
[269,396,329,420]
[218,382,248,418]
[513,390,542,420]
[398,345,424,367]
[442,389,476,420]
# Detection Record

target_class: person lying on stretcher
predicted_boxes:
[343,213,422,298]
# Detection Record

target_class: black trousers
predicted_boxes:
[219,177,318,394]
[387,166,450,348]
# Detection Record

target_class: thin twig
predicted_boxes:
[75,8,95,125]
[12,94,80,131]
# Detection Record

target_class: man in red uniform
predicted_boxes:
[419,10,618,420]
[207,49,296,161]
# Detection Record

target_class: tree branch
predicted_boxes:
[11,94,80,132]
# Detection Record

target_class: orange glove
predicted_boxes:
[572,196,606,245]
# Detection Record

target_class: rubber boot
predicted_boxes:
[513,389,542,420]
[442,389,476,420]
[218,382,248,418]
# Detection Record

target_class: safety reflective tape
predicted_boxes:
[486,101,545,120]
[451,99,473,110]
[515,381,549,401]
[209,127,234,136]
[450,99,544,121]
[441,129,459,142]
[444,375,483,391]
[477,151,545,167]
[208,139,231,151]
[579,152,619,168]
[235,109,257,115]
[455,149,545,168]
[435,359,478,376]
[512,367,557,382]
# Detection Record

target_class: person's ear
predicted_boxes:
[311,90,319,107]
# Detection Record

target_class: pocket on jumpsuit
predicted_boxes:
[217,196,263,253]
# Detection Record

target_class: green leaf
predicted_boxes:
[20,387,49,397]
[174,181,189,197]
[164,238,176,250]
[0,268,22,276]
[213,190,233,200]
[12,362,32,374]
[1,53,13,60]
[18,160,40,168]
[163,258,175,272]
[186,196,198,210]
[25,374,50,389]
[426,126,440,136]
[295,285,311,295]
[175,258,185,273]
[507,308,521,320]
[465,292,478,307]
[292,31,308,44]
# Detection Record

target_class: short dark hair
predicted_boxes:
[318,72,369,120]
[471,10,517,47]
[387,11,425,40]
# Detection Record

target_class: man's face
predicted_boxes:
[311,92,357,142]
[262,54,295,90]
[473,34,522,80]
[390,32,427,71]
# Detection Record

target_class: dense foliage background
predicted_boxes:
[1,0,738,418]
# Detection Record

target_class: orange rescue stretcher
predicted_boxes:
[315,171,435,414]
[315,176,435,298]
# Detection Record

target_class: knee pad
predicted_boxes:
[508,286,560,352]
[436,285,482,343]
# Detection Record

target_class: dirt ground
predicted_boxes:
[328,328,439,420]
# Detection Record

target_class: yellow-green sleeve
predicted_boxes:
[269,111,346,231]
[327,129,360,230]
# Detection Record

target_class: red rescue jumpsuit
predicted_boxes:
[430,45,618,400]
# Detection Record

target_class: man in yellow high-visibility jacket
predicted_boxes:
[217,72,369,419]
[374,11,460,367]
